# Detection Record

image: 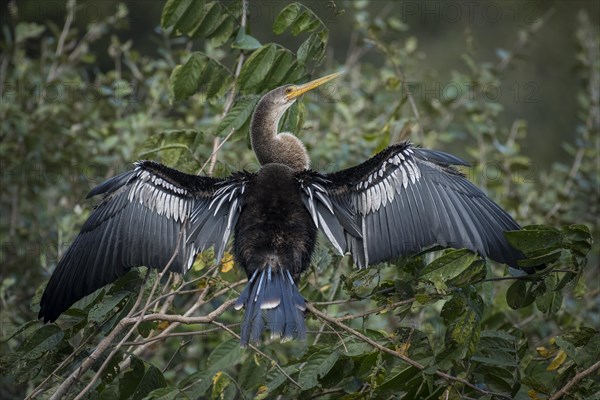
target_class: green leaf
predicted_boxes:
[189,2,222,38]
[272,3,328,65]
[143,387,181,400]
[518,250,562,268]
[421,249,478,291]
[272,3,302,34]
[162,0,236,45]
[88,291,129,323]
[215,96,259,137]
[181,369,215,398]
[374,366,423,395]
[239,44,278,92]
[443,291,483,357]
[120,357,145,399]
[169,52,232,102]
[297,350,340,389]
[207,339,243,371]
[273,4,324,36]
[19,325,64,360]
[536,276,563,314]
[119,357,167,400]
[562,224,592,257]
[210,371,234,400]
[506,280,527,309]
[504,226,562,257]
[268,49,296,86]
[15,22,46,43]
[297,31,328,65]
[210,13,236,46]
[265,364,298,392]
[232,30,261,50]
[133,364,167,400]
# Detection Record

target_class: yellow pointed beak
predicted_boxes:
[285,71,344,101]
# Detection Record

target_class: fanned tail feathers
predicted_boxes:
[235,266,306,346]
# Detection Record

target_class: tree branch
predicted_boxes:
[549,360,600,400]
[200,0,248,176]
[306,303,512,400]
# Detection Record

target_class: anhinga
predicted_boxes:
[39,72,539,345]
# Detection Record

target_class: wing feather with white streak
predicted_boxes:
[39,161,251,322]
[299,142,528,269]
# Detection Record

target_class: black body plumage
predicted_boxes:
[38,80,543,345]
[234,164,316,343]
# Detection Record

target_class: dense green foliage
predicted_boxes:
[1,1,598,399]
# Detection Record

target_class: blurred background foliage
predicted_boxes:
[0,0,598,399]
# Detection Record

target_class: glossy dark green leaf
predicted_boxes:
[448,259,486,288]
[169,52,232,102]
[209,13,236,46]
[297,31,328,65]
[273,4,324,37]
[265,365,298,392]
[161,0,194,30]
[215,96,259,137]
[444,291,483,357]
[88,291,129,323]
[133,364,167,400]
[297,350,339,389]
[172,0,206,34]
[181,369,215,398]
[441,294,465,323]
[272,3,328,65]
[239,44,278,92]
[207,339,243,371]
[536,283,563,314]
[562,224,593,256]
[19,324,64,360]
[189,2,222,38]
[517,249,562,268]
[232,30,261,50]
[505,226,562,257]
[162,0,236,45]
[143,387,181,400]
[421,249,478,290]
[375,366,423,395]
[267,49,296,86]
[272,3,302,35]
[506,280,527,310]
[120,357,146,400]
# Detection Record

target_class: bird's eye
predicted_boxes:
[285,87,294,94]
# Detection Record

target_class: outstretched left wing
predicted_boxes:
[39,161,251,322]
[299,142,530,270]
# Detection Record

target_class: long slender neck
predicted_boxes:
[250,97,309,171]
[250,97,279,157]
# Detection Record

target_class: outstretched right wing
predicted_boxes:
[39,160,251,322]
[299,142,534,270]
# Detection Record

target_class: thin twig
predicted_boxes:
[121,325,239,346]
[46,0,75,82]
[211,321,302,388]
[494,8,556,72]
[117,266,221,372]
[548,360,600,400]
[334,299,414,322]
[307,303,512,400]
[73,229,185,400]
[201,0,248,176]
[123,299,236,325]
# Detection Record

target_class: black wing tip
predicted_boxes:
[38,305,59,324]
[412,147,471,167]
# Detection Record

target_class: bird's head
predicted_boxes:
[259,71,344,121]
